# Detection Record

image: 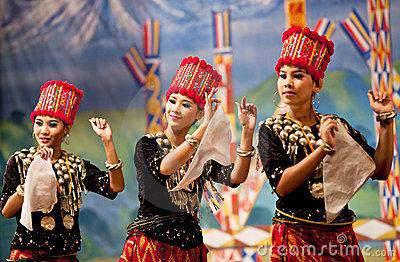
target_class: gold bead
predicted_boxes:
[280,131,288,139]
[295,130,303,137]
[299,138,308,146]
[284,125,293,133]
[273,124,282,132]
[289,134,298,142]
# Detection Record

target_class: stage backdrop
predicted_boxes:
[1,0,399,260]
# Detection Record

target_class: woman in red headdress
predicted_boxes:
[118,56,257,262]
[258,26,395,261]
[0,80,125,261]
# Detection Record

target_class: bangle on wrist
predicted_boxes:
[376,111,396,124]
[316,139,335,156]
[185,134,200,149]
[105,159,123,171]
[16,184,24,197]
[236,146,255,158]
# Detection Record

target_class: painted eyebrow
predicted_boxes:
[182,99,194,104]
[170,95,194,105]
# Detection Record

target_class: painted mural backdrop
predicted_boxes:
[1,0,399,260]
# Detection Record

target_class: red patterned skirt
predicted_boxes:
[119,233,208,262]
[9,249,78,261]
[270,222,364,262]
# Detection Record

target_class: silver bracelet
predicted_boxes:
[105,159,123,171]
[376,111,397,123]
[236,146,255,157]
[316,139,335,156]
[185,134,200,149]
[16,184,24,197]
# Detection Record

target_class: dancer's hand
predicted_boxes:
[34,146,53,160]
[236,96,257,132]
[89,117,113,142]
[367,90,394,114]
[319,115,338,148]
[203,87,220,125]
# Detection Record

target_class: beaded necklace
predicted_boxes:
[14,147,86,230]
[264,113,324,199]
[153,132,200,215]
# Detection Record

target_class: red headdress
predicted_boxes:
[275,26,334,81]
[30,80,84,126]
[166,56,222,108]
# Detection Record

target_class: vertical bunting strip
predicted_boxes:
[366,1,399,261]
[211,13,267,258]
[212,9,240,235]
[213,10,232,53]
[285,0,307,28]
[121,18,163,134]
[143,18,163,134]
[340,7,400,110]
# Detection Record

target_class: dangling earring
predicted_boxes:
[63,133,71,145]
[32,131,35,140]
[312,92,320,109]
[273,91,286,108]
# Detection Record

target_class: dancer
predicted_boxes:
[1,80,124,261]
[258,26,394,261]
[119,56,257,261]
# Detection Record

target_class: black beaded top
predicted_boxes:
[129,135,237,249]
[257,114,376,225]
[0,152,117,256]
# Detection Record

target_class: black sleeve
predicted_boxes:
[82,160,118,200]
[134,136,167,184]
[257,123,292,194]
[0,156,20,216]
[205,160,238,188]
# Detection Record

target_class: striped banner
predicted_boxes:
[340,9,371,63]
[212,9,240,233]
[341,5,400,260]
[212,10,232,53]
[143,18,163,134]
[144,18,160,58]
[122,46,147,85]
[340,8,400,109]
[211,11,267,245]
[285,0,307,28]
[314,17,336,40]
[122,18,164,134]
[366,1,399,260]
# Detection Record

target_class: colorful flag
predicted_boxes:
[314,17,336,40]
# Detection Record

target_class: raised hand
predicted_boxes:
[203,87,220,125]
[236,96,257,132]
[34,146,53,160]
[319,115,338,148]
[367,90,394,114]
[89,117,113,142]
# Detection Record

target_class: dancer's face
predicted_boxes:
[165,93,203,131]
[33,115,69,148]
[277,64,321,107]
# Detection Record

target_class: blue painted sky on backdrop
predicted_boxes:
[1,0,399,117]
